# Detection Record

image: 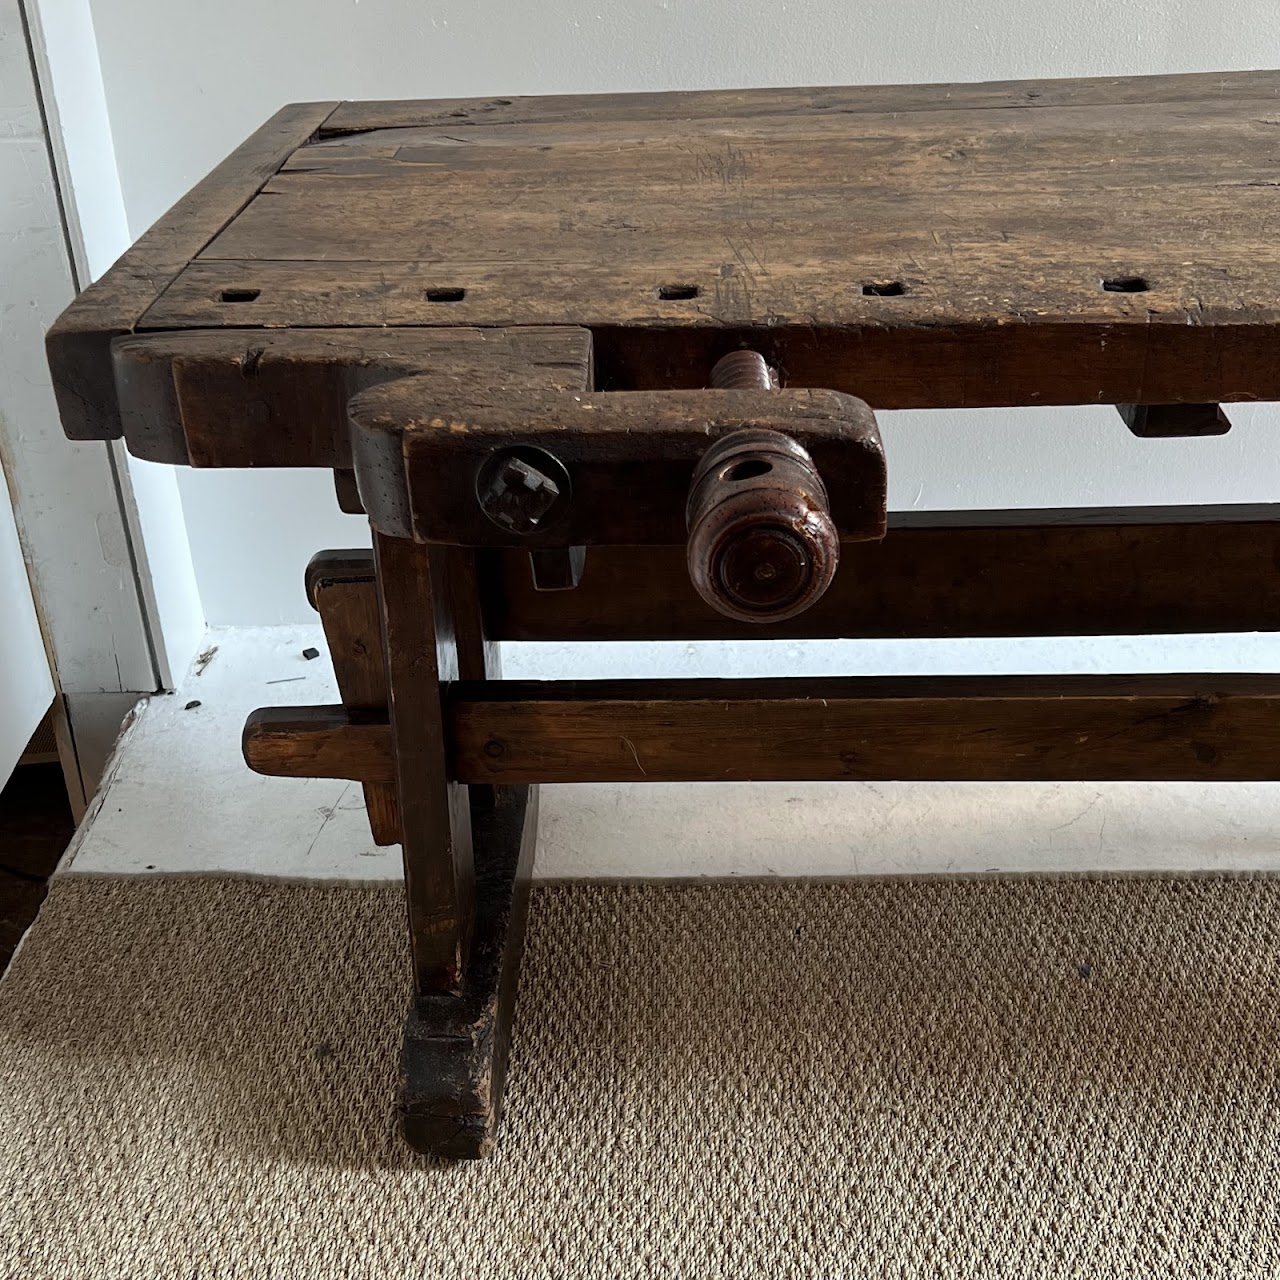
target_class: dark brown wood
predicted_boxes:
[333,470,364,514]
[96,74,1280,411]
[442,547,503,816]
[111,327,592,466]
[350,383,885,545]
[306,551,399,845]
[46,74,1280,1162]
[51,76,1280,439]
[375,535,474,995]
[321,70,1280,134]
[242,674,1280,787]
[278,515,1280,649]
[529,546,587,591]
[47,102,337,443]
[451,674,1280,784]
[1118,403,1232,438]
[243,705,391,782]
[400,784,536,1159]
[141,254,1280,408]
[490,518,1280,641]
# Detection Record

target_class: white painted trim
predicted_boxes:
[20,0,205,692]
[1,0,145,692]
[0,460,54,787]
[19,0,128,282]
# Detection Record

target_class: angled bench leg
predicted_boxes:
[375,535,477,992]
[298,541,534,1156]
[400,782,536,1158]
[373,534,535,1157]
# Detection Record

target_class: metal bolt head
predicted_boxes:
[475,446,571,535]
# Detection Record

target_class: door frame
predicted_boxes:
[5,0,205,805]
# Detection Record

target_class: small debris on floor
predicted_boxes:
[302,647,320,661]
[193,646,219,676]
[184,700,202,711]
[265,676,306,685]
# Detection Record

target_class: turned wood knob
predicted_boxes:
[686,427,840,623]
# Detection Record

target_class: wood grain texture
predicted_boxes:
[291,514,1280,644]
[120,73,1280,408]
[242,706,390,782]
[111,327,592,466]
[242,675,1280,786]
[350,383,884,545]
[307,551,399,846]
[490,516,1280,641]
[452,675,1280,784]
[320,70,1280,134]
[47,102,337,442]
[51,73,1280,451]
[375,536,474,995]
[400,784,536,1159]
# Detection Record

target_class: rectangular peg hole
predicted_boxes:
[862,281,906,297]
[220,287,260,303]
[425,287,466,303]
[1101,275,1149,293]
[657,284,700,301]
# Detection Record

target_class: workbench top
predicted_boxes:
[49,70,1280,458]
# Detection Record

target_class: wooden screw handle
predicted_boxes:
[686,427,840,623]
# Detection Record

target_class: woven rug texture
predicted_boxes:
[2,873,1278,1278]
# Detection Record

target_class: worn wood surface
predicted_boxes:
[306,551,399,845]
[350,383,885,544]
[242,675,1280,786]
[374,535,476,995]
[49,72,1280,454]
[111,327,592,466]
[243,706,390,782]
[279,514,1280,645]
[489,516,1280,640]
[451,675,1280,784]
[321,70,1280,134]
[400,784,537,1159]
[112,72,1280,410]
[47,102,337,442]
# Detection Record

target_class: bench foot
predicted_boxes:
[398,784,537,1159]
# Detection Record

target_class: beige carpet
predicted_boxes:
[2,873,1279,1278]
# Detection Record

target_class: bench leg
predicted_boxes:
[373,534,531,1157]
[400,782,537,1158]
[303,540,531,1155]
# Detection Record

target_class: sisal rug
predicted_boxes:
[2,872,1279,1278]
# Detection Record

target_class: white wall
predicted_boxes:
[86,0,1280,624]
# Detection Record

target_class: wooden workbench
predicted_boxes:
[48,70,1280,1157]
